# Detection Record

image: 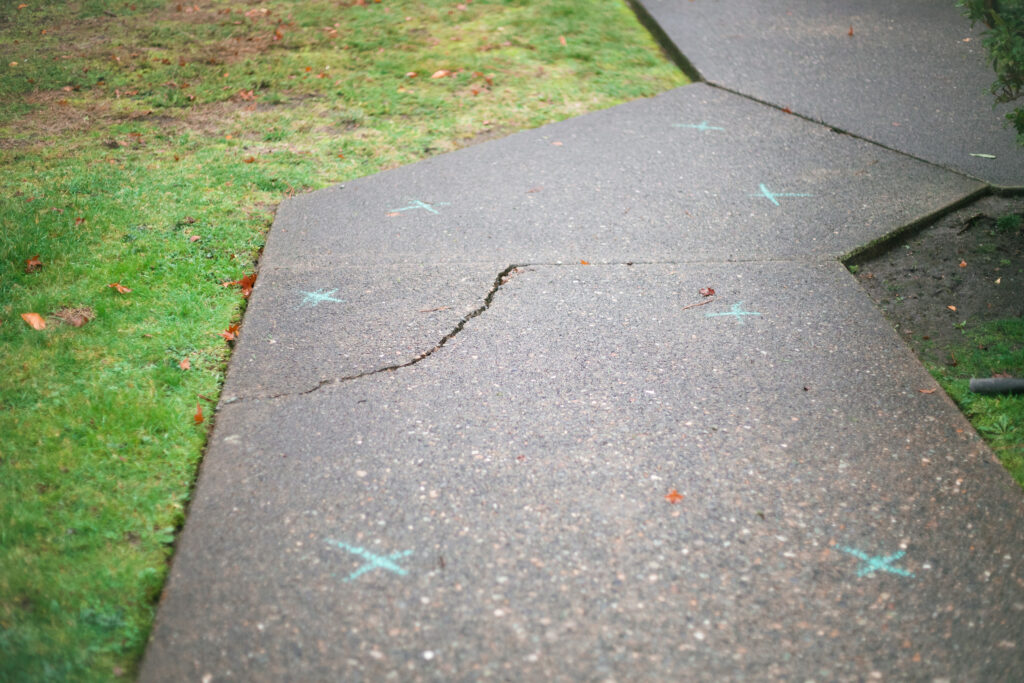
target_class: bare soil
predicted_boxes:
[853,194,1024,367]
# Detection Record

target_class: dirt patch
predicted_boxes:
[852,194,1024,366]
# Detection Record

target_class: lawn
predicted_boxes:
[0,0,686,679]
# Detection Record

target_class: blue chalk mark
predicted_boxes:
[838,546,916,578]
[705,301,762,324]
[389,199,450,215]
[325,538,413,582]
[672,121,725,132]
[751,183,813,206]
[300,288,343,307]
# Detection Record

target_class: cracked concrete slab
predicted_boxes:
[632,0,1024,188]
[261,84,983,268]
[142,262,1023,681]
[222,263,511,401]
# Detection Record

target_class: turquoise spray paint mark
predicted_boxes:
[838,546,916,578]
[672,121,725,132]
[325,538,413,582]
[705,301,762,324]
[751,183,813,206]
[389,199,450,215]
[300,288,344,307]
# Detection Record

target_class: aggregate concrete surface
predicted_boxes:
[632,0,1024,189]
[141,1,1024,680]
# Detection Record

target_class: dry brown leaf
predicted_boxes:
[431,69,451,79]
[665,489,685,504]
[947,305,957,312]
[21,312,46,330]
[25,255,43,273]
[108,282,132,294]
[219,324,240,341]
[179,357,191,371]
[239,272,256,298]
[194,401,204,424]
[918,388,937,394]
[51,306,94,327]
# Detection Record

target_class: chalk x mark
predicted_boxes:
[389,199,450,215]
[705,301,761,324]
[300,288,344,307]
[838,546,916,578]
[672,121,725,132]
[325,538,413,582]
[751,183,812,206]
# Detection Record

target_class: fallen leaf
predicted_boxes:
[559,35,567,47]
[21,312,46,330]
[665,489,685,504]
[995,277,1001,285]
[918,388,937,394]
[699,287,715,297]
[189,235,201,242]
[239,272,256,298]
[580,260,589,265]
[959,260,967,268]
[25,255,43,273]
[430,69,451,79]
[993,372,1012,378]
[947,305,957,312]
[108,282,132,294]
[551,141,563,146]
[180,357,191,370]
[51,306,94,327]
[193,402,204,424]
[782,107,792,114]
[243,156,256,163]
[219,324,240,341]
[405,71,417,78]
[848,24,854,37]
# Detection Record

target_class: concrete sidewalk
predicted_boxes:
[141,2,1023,680]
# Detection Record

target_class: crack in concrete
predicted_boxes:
[230,264,525,403]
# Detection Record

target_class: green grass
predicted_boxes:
[0,1,686,679]
[927,317,1024,487]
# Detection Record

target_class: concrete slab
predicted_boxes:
[221,263,508,401]
[262,84,984,268]
[143,262,1024,681]
[632,0,1024,188]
